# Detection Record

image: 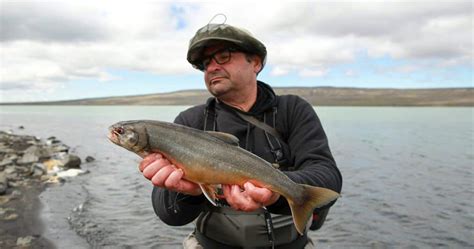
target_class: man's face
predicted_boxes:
[200,43,261,98]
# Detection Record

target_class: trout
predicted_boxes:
[108,120,339,235]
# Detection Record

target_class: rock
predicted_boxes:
[4,213,19,221]
[56,169,89,178]
[0,155,16,167]
[0,196,10,205]
[8,180,22,188]
[36,146,56,160]
[18,126,25,130]
[63,154,81,169]
[9,135,38,152]
[0,172,8,195]
[0,131,86,194]
[85,156,95,163]
[43,159,63,172]
[16,236,34,247]
[50,143,70,153]
[17,146,39,165]
[4,165,16,175]
[31,163,46,177]
[46,136,57,142]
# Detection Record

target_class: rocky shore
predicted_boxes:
[0,130,93,248]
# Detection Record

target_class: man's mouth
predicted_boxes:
[210,77,224,84]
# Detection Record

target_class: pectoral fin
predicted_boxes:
[199,184,218,206]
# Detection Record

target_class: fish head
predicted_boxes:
[108,121,149,154]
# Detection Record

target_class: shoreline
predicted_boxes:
[0,180,55,248]
[0,131,91,248]
[1,87,472,106]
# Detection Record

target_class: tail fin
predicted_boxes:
[287,185,340,235]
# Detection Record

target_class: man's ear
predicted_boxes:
[252,56,262,73]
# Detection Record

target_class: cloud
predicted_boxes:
[0,0,472,100]
[0,1,109,42]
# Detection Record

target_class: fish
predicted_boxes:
[108,120,339,235]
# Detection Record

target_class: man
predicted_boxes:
[138,22,342,248]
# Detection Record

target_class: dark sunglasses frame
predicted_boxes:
[193,47,239,71]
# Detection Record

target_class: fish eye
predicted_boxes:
[115,127,125,135]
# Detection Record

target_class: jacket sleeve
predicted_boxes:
[151,110,207,226]
[268,96,342,213]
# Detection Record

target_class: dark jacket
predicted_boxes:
[151,81,342,229]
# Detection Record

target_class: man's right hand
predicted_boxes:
[139,153,202,196]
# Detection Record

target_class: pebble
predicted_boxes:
[85,156,95,163]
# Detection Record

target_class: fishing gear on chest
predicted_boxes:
[203,97,288,168]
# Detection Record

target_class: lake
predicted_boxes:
[0,106,472,248]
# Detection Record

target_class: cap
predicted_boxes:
[187,23,267,72]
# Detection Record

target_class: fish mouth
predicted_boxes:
[107,127,120,144]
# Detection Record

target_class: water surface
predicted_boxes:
[1,106,472,248]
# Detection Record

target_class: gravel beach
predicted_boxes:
[0,181,55,248]
[0,131,90,248]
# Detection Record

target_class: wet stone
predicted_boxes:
[0,155,16,167]
[16,236,34,247]
[85,156,95,163]
[4,213,19,221]
[62,154,82,169]
[0,129,85,223]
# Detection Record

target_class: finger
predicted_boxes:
[224,185,240,209]
[142,158,169,179]
[222,185,232,199]
[139,153,163,172]
[176,180,202,196]
[150,165,175,186]
[230,185,260,211]
[142,161,161,179]
[164,168,184,189]
[244,182,272,203]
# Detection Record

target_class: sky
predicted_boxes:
[0,0,472,103]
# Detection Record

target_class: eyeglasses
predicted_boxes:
[193,47,239,71]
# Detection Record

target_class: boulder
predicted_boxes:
[31,163,46,177]
[62,154,81,169]
[17,146,39,165]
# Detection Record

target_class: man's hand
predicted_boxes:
[139,153,202,196]
[222,182,280,212]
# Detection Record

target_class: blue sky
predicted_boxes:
[0,0,472,102]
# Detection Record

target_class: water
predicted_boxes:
[0,106,472,248]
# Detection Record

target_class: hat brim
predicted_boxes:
[187,37,244,63]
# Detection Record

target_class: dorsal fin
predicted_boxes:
[206,131,239,145]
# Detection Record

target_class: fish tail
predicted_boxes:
[287,184,340,235]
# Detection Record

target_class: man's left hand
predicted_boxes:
[222,182,280,212]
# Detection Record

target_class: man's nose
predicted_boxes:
[205,58,221,72]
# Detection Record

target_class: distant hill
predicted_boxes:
[3,87,473,106]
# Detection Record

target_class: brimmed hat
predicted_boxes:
[187,23,267,72]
